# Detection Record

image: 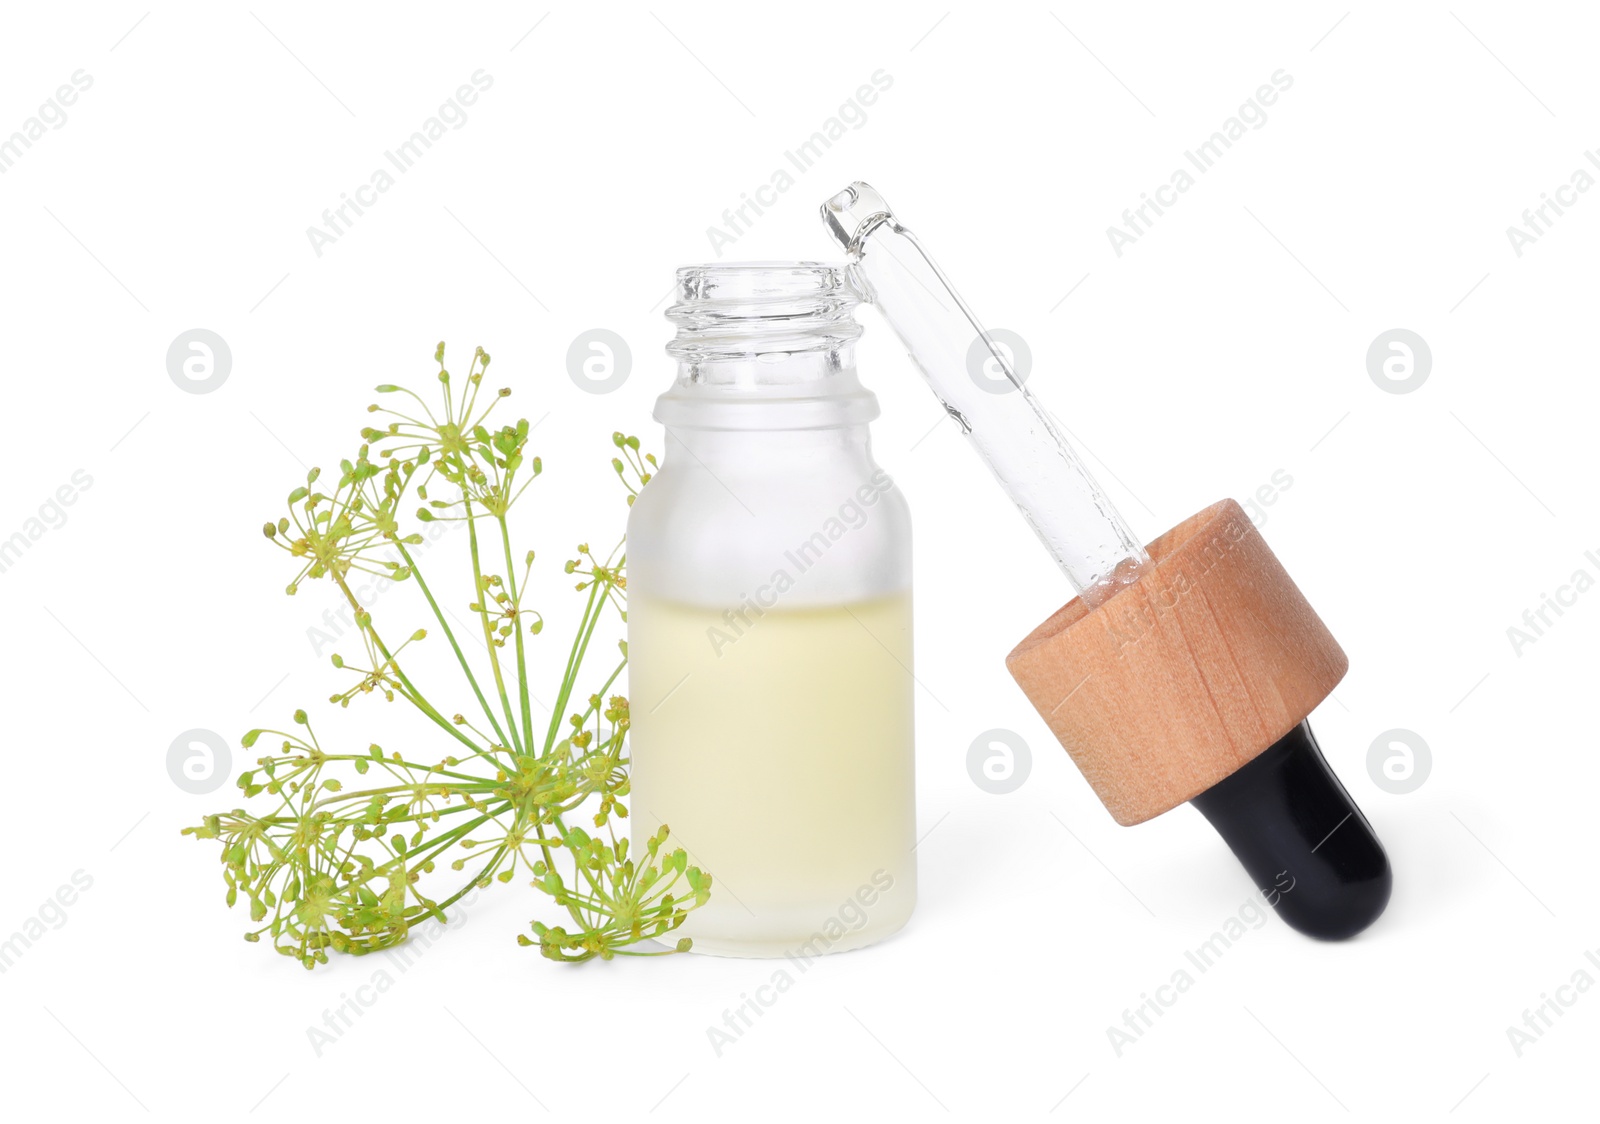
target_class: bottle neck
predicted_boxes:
[657,262,877,432]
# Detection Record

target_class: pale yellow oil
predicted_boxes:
[628,590,917,957]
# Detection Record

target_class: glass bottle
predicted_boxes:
[627,261,916,958]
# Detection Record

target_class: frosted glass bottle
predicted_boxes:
[627,262,916,958]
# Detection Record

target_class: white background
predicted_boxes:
[1,2,1595,1119]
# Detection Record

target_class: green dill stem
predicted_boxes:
[525,581,609,916]
[544,581,603,753]
[360,755,486,788]
[326,567,496,767]
[496,513,536,753]
[536,580,624,926]
[465,509,524,754]
[388,671,497,767]
[394,539,515,752]
[571,658,626,731]
[399,807,506,873]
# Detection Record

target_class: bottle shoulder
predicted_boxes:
[627,457,910,606]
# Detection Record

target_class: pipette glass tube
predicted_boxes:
[822,183,1147,610]
[822,182,1391,938]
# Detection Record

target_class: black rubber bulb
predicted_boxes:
[1189,721,1391,939]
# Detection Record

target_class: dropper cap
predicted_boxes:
[820,182,1390,939]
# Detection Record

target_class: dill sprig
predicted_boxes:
[184,343,705,965]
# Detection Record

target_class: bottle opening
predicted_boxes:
[665,261,864,367]
[657,261,876,429]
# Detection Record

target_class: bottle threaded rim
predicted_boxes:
[665,261,864,362]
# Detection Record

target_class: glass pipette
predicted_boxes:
[821,181,1146,609]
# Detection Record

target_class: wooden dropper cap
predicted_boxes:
[820,182,1388,937]
[1006,499,1348,826]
